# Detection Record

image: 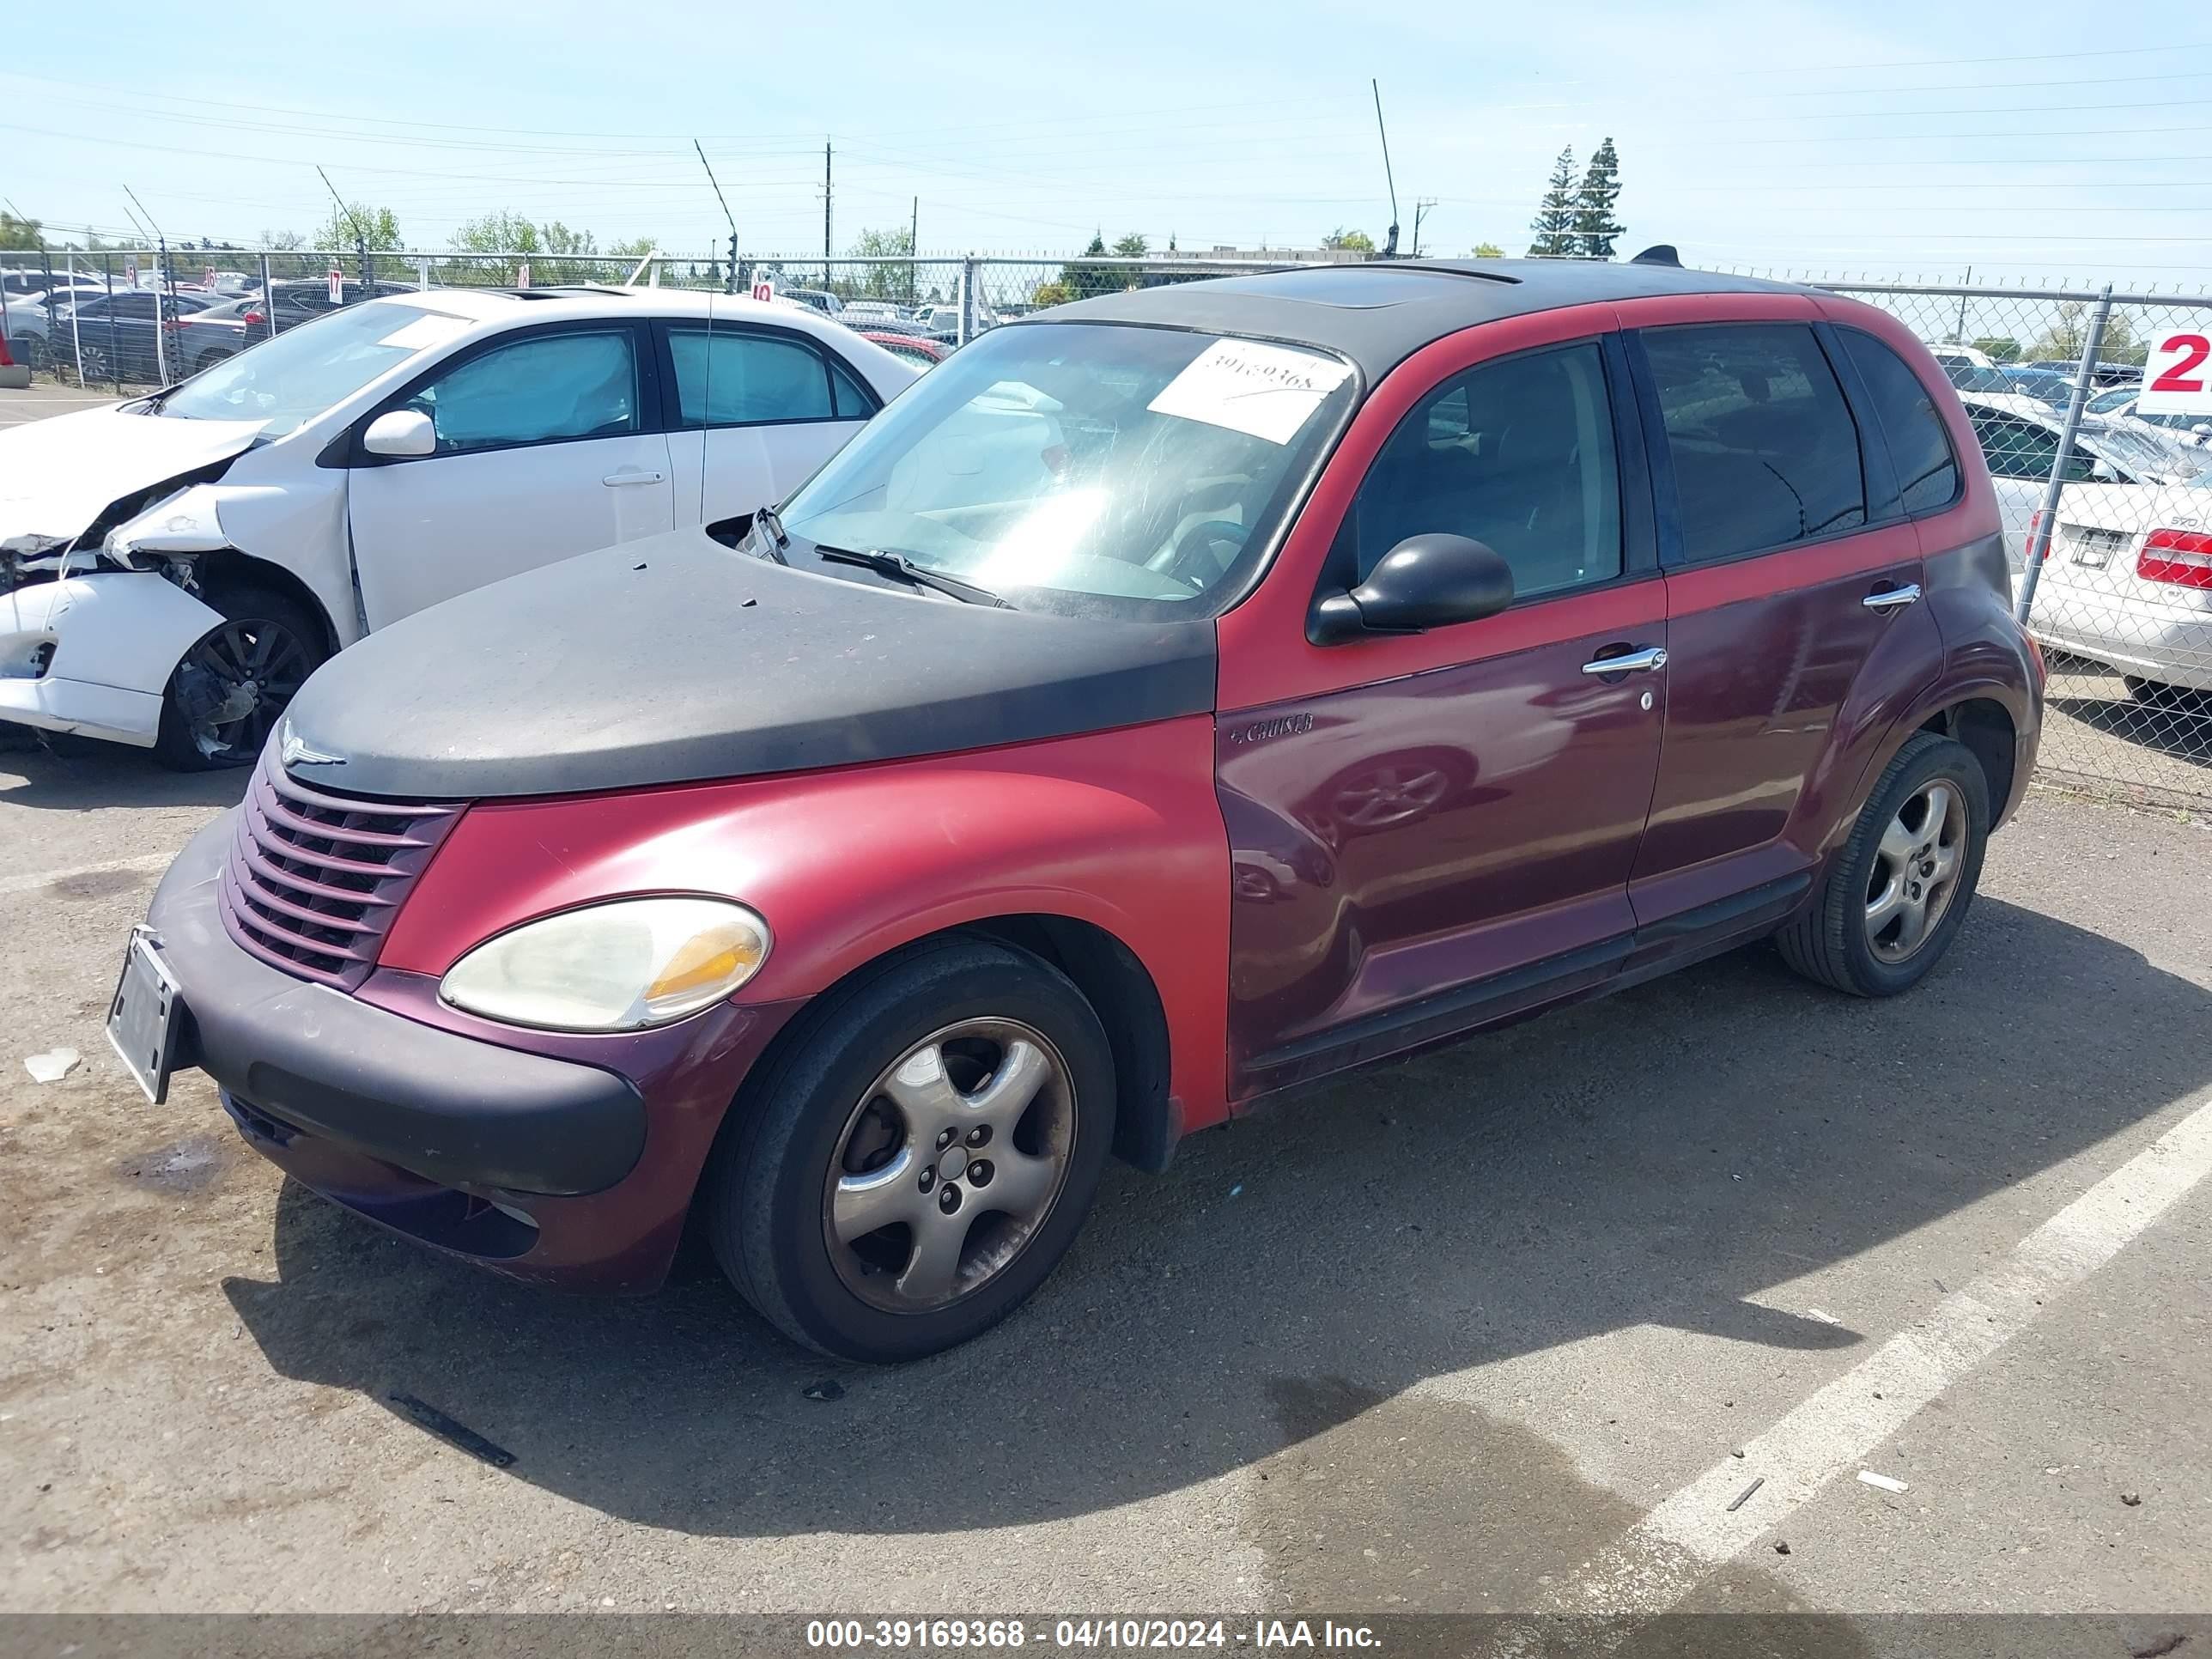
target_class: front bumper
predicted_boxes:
[0,571,224,745]
[148,816,801,1290]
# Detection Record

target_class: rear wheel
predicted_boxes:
[1777,731,1989,997]
[153,584,326,771]
[75,342,111,386]
[10,334,46,371]
[704,938,1115,1361]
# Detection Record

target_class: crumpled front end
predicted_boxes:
[0,569,224,744]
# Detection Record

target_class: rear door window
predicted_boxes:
[1346,340,1622,600]
[668,328,835,426]
[1838,329,1961,514]
[1644,322,1867,562]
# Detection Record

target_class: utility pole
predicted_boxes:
[1412,198,1437,259]
[823,140,833,289]
[1372,80,1400,259]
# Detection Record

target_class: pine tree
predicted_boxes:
[1573,137,1625,260]
[1527,148,1577,258]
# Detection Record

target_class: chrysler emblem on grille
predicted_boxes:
[279,719,344,769]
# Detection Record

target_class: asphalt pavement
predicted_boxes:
[0,731,2205,1642]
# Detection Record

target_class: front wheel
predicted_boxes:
[1777,731,1990,997]
[704,937,1116,1361]
[153,584,327,771]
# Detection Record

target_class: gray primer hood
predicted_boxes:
[280,530,1218,799]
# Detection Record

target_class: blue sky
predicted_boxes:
[5,0,2209,285]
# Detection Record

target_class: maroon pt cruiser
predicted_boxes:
[113,256,2042,1361]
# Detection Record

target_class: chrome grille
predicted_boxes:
[217,751,462,988]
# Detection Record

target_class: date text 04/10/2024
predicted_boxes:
[803,1619,1382,1650]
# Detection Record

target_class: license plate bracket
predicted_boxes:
[106,926,183,1105]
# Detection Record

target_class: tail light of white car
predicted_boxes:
[2136,528,2212,592]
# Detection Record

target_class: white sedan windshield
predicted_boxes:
[158,303,465,437]
[778,321,1356,620]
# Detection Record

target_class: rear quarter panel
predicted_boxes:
[378,718,1235,1132]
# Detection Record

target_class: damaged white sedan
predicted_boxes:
[0,286,916,767]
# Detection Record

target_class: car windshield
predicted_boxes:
[775,320,1357,620]
[155,302,465,436]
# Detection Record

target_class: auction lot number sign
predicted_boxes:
[2138,327,2212,416]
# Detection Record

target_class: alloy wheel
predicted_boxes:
[1865,779,1965,963]
[822,1018,1078,1314]
[173,618,313,764]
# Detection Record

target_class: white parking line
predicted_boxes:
[1492,1088,2212,1647]
[0,852,173,899]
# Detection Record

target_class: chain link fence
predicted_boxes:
[5,246,2206,811]
[1815,282,2212,813]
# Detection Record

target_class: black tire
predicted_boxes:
[11,334,46,371]
[153,583,328,772]
[1777,731,1990,998]
[703,936,1116,1362]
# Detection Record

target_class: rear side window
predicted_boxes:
[1839,329,1960,514]
[1347,341,1622,601]
[670,328,834,426]
[830,358,878,419]
[1644,323,1867,562]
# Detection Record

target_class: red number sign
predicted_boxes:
[2139,331,2212,415]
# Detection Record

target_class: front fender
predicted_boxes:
[380,718,1235,1131]
[2,569,222,696]
[111,477,358,648]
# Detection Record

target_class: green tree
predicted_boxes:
[315,203,401,253]
[1573,137,1624,259]
[1472,240,1505,258]
[1112,231,1148,259]
[1059,231,1117,301]
[1,211,43,251]
[849,224,916,301]
[1030,278,1074,308]
[2027,303,2140,366]
[1322,228,1376,254]
[1971,337,2021,362]
[1527,148,1577,257]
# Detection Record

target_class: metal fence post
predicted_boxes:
[260,253,276,337]
[958,254,975,346]
[2013,283,2113,626]
[103,253,120,393]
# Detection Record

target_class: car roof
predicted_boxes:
[1024,258,1807,380]
[1958,391,2064,423]
[349,285,862,340]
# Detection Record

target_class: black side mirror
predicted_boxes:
[1308,534,1515,645]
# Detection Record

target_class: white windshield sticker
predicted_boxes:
[377,313,472,352]
[1146,339,1351,445]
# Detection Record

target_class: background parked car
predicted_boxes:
[854,327,947,368]
[775,286,844,317]
[0,295,49,369]
[1,289,919,767]
[2022,359,2141,391]
[48,287,224,383]
[2087,386,2212,450]
[1961,391,2212,697]
[839,301,914,325]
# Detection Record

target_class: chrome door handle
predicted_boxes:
[1581,645,1668,676]
[603,470,666,487]
[1863,583,1923,611]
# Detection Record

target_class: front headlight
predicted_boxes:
[439,897,771,1032]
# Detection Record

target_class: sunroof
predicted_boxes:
[1209,268,1496,308]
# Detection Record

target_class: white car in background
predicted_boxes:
[2085,386,2212,451]
[1,287,917,766]
[1960,391,2212,697]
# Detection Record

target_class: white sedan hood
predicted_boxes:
[0,404,267,556]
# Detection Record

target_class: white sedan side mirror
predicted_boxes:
[363,409,435,459]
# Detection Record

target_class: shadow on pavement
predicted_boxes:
[0,732,250,811]
[224,896,2208,1549]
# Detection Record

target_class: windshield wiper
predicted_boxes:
[813,544,1012,608]
[751,502,790,562]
